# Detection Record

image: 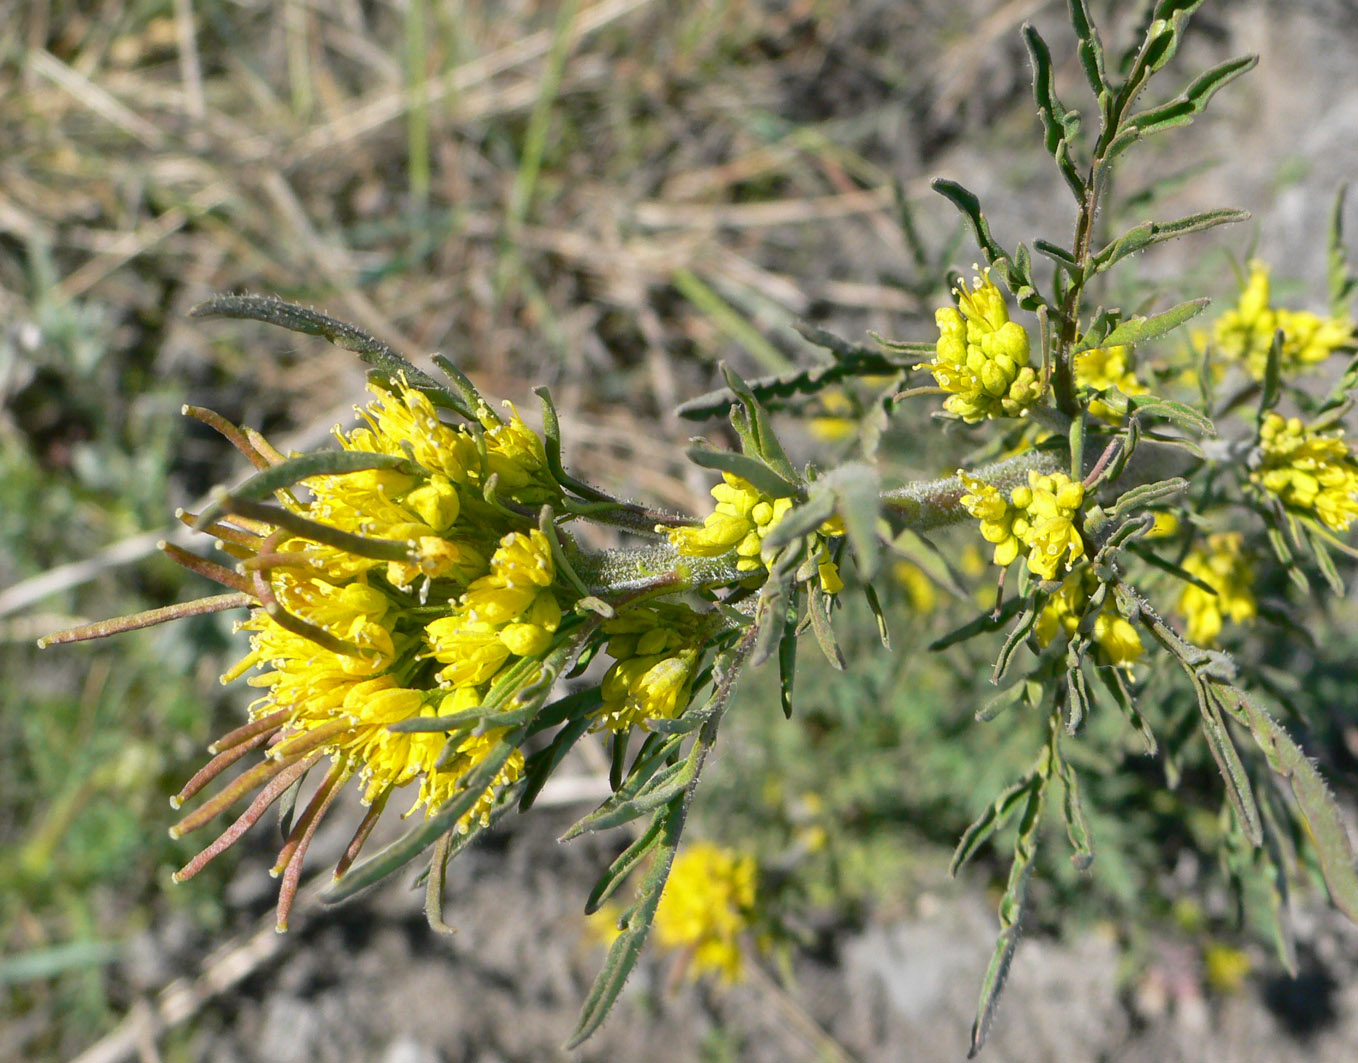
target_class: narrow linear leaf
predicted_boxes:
[583,812,667,914]
[1111,477,1189,520]
[1199,685,1263,846]
[932,178,1009,267]
[1093,208,1249,272]
[950,775,1036,877]
[1227,688,1358,920]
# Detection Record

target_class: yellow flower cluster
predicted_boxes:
[928,272,1043,422]
[662,473,843,592]
[594,606,701,733]
[1073,343,1147,421]
[1175,533,1256,646]
[653,842,758,983]
[960,469,1087,581]
[1034,571,1142,669]
[1253,413,1358,532]
[1213,260,1352,379]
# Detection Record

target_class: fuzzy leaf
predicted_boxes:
[1111,478,1189,521]
[1093,208,1249,273]
[1226,688,1358,920]
[932,179,1010,270]
[1079,298,1208,350]
[1126,396,1216,437]
[567,800,686,1048]
[1069,0,1108,95]
[583,812,667,914]
[1024,24,1085,198]
[686,444,799,500]
[950,775,1038,877]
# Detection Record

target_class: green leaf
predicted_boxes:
[1111,478,1189,520]
[1034,239,1079,273]
[1068,0,1108,96]
[1198,684,1263,846]
[567,800,686,1048]
[1328,184,1357,317]
[686,443,799,500]
[719,364,799,481]
[1078,298,1208,350]
[562,753,697,839]
[193,450,414,530]
[324,735,521,901]
[929,596,1026,651]
[950,775,1037,877]
[993,602,1040,684]
[1119,54,1258,147]
[814,462,881,578]
[932,179,1010,270]
[1024,24,1085,199]
[887,528,969,601]
[1256,329,1285,429]
[1092,208,1249,273]
[1225,687,1358,920]
[1064,660,1093,735]
[1126,395,1217,437]
[1094,665,1156,754]
[1053,740,1095,870]
[188,294,463,412]
[777,612,798,718]
[807,586,844,670]
[583,812,667,914]
[519,716,593,812]
[968,775,1046,1058]
[862,581,891,649]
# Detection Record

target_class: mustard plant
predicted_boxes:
[43,0,1358,1053]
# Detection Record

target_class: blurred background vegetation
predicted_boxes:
[4,1,1358,1060]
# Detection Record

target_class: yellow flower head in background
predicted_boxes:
[654,842,759,983]
[1176,532,1257,646]
[1074,343,1148,421]
[1253,413,1358,532]
[1213,260,1352,379]
[929,271,1043,422]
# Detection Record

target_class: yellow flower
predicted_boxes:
[1011,471,1086,581]
[959,472,1022,567]
[927,272,1043,422]
[1253,413,1358,532]
[425,529,562,687]
[1214,260,1353,379]
[594,607,703,733]
[1034,571,1142,669]
[1074,344,1147,420]
[654,842,758,983]
[1176,533,1257,646]
[661,473,842,590]
[962,470,1086,581]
